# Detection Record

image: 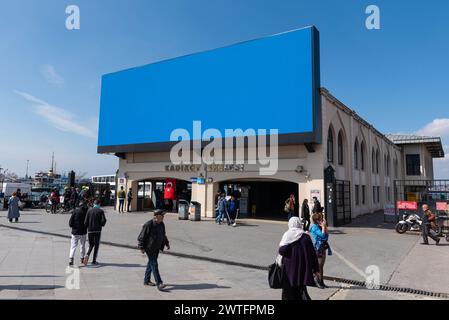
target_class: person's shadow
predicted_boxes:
[84,262,145,268]
[161,283,231,292]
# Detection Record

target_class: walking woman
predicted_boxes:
[310,213,332,288]
[7,192,20,223]
[277,217,320,300]
[284,194,296,220]
[301,199,311,231]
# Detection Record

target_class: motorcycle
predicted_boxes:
[395,213,423,234]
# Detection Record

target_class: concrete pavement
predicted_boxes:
[0,225,436,300]
[1,207,448,299]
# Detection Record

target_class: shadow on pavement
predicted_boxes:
[15,222,41,224]
[163,283,231,291]
[0,275,62,278]
[0,285,65,290]
[328,230,346,235]
[87,263,145,268]
[335,211,396,230]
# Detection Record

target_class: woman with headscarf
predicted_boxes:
[7,192,20,223]
[277,217,320,300]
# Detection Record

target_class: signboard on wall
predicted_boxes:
[436,202,448,211]
[384,203,395,216]
[310,189,321,203]
[98,26,321,153]
[397,201,418,210]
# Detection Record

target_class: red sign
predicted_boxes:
[397,201,418,210]
[436,202,448,211]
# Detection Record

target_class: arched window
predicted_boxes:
[354,139,359,170]
[376,149,380,174]
[385,154,390,177]
[360,141,365,171]
[372,149,376,173]
[338,131,344,165]
[327,127,334,163]
[394,158,398,178]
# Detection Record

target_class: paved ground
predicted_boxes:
[0,207,447,299]
[0,225,435,300]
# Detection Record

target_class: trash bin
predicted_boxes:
[178,200,189,220]
[189,201,201,221]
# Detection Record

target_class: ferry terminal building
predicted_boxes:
[97,26,444,227]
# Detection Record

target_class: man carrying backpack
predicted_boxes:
[138,210,170,291]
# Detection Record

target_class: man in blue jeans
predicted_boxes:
[215,193,227,225]
[137,210,170,290]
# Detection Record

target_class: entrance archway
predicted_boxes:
[218,178,299,220]
[136,177,192,212]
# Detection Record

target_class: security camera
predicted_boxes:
[295,166,304,173]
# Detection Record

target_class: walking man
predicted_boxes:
[117,186,126,213]
[312,197,323,214]
[83,200,107,265]
[421,204,440,245]
[215,193,227,225]
[138,210,170,291]
[127,188,133,213]
[68,200,88,266]
[226,195,240,226]
[70,187,78,210]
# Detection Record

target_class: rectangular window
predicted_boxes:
[362,186,366,205]
[373,186,376,203]
[377,186,380,203]
[406,154,421,176]
[355,185,359,206]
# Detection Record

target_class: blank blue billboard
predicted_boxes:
[98,26,321,152]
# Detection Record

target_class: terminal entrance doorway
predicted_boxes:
[219,180,299,220]
[136,179,191,212]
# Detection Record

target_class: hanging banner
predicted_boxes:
[397,201,418,210]
[436,202,448,211]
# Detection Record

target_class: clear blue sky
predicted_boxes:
[1,0,448,178]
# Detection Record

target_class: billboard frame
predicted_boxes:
[97,26,322,154]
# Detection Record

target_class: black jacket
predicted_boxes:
[302,203,310,219]
[69,206,88,235]
[138,220,169,255]
[312,200,322,213]
[84,207,107,232]
[279,235,319,287]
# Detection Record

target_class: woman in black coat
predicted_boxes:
[301,199,311,231]
[277,217,320,300]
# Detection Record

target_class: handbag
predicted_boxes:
[268,262,284,289]
[284,200,290,213]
